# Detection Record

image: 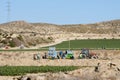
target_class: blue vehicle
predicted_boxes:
[79,48,98,59]
[48,47,58,59]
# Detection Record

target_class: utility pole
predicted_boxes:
[6,0,13,32]
[68,27,71,50]
[7,0,11,22]
[69,38,70,50]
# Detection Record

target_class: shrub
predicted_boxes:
[48,37,53,40]
[17,35,24,41]
[9,41,16,47]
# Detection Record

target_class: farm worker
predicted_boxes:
[65,50,67,55]
[109,63,116,68]
[44,52,47,59]
[37,53,40,59]
[33,54,37,60]
[62,53,65,59]
[5,46,9,49]
[59,51,63,57]
[94,63,100,72]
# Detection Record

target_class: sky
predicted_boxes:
[0,0,120,24]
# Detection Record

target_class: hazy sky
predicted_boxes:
[0,0,120,24]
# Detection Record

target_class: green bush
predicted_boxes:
[17,35,23,41]
[9,41,16,47]
[48,37,53,40]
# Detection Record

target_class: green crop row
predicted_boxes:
[0,66,79,76]
[44,39,120,49]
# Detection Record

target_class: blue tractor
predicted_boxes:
[79,48,98,59]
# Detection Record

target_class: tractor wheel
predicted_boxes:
[91,55,98,59]
[70,56,74,59]
[79,54,83,59]
[57,55,60,59]
[82,54,87,59]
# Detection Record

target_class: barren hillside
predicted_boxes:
[0,20,120,48]
[1,20,120,34]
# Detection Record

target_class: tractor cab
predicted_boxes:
[81,48,89,57]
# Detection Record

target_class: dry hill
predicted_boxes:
[0,20,120,48]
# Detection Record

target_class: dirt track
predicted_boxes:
[0,50,119,66]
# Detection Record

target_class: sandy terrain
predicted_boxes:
[0,19,120,80]
[0,50,120,80]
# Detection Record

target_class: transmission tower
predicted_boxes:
[7,0,11,22]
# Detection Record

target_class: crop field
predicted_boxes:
[0,66,78,76]
[0,39,120,51]
[45,39,120,50]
